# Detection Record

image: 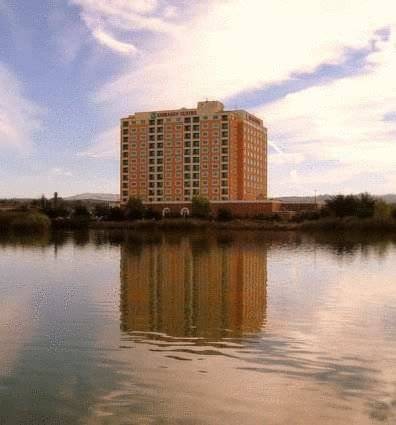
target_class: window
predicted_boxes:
[221,115,228,121]
[122,129,128,135]
[184,117,191,123]
[193,116,200,123]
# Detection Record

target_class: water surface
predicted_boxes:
[0,231,395,424]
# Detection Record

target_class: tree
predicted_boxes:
[72,204,91,217]
[125,197,145,220]
[108,207,124,221]
[355,193,376,218]
[192,196,210,218]
[325,195,358,218]
[325,193,377,219]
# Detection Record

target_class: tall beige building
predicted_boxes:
[120,101,267,204]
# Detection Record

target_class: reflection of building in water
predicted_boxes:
[120,236,267,338]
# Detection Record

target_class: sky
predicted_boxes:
[0,0,395,198]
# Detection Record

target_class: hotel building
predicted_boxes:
[120,101,267,205]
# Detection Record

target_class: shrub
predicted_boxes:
[0,212,51,234]
[125,197,145,220]
[107,207,125,221]
[326,195,358,218]
[374,200,392,220]
[293,211,321,223]
[217,207,233,221]
[72,205,91,218]
[254,213,282,221]
[192,196,210,218]
[355,193,376,218]
[326,193,376,218]
[145,207,162,220]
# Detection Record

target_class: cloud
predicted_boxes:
[94,0,396,110]
[79,126,119,159]
[91,28,137,55]
[70,0,179,54]
[257,31,396,195]
[50,167,73,177]
[0,63,42,151]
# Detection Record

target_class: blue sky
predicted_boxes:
[0,0,395,198]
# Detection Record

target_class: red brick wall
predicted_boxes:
[144,201,281,218]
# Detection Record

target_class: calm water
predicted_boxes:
[0,230,396,424]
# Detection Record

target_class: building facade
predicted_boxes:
[120,101,267,204]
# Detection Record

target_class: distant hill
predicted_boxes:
[63,193,120,202]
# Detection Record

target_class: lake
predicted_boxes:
[0,230,395,424]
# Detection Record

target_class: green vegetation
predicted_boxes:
[192,196,211,218]
[324,193,376,218]
[1,192,395,234]
[0,211,50,234]
[125,197,145,220]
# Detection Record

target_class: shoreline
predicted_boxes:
[89,217,396,233]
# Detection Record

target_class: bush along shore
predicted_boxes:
[1,193,396,234]
[0,211,51,234]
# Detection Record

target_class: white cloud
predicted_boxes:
[92,28,137,55]
[0,63,42,151]
[70,0,179,54]
[94,0,396,109]
[50,167,73,177]
[257,31,396,195]
[79,126,119,159]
